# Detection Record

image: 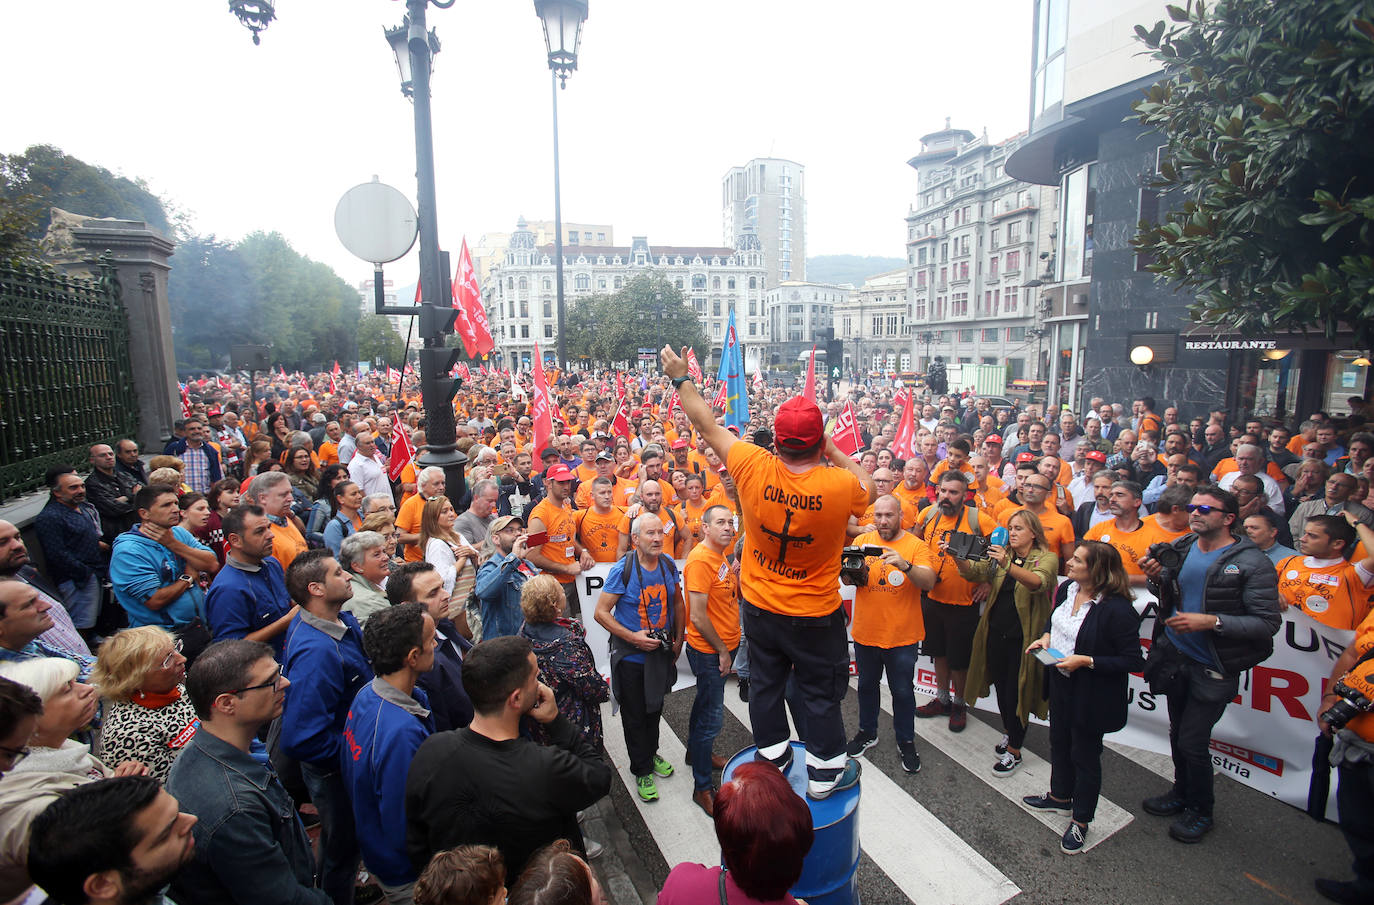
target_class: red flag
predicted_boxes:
[217,376,231,390]
[300,377,309,393]
[457,362,471,380]
[178,383,192,419]
[611,392,632,440]
[449,260,480,358]
[530,343,554,456]
[664,391,680,419]
[752,370,764,394]
[711,381,727,410]
[387,415,416,481]
[331,360,341,377]
[892,388,917,459]
[686,348,703,383]
[802,345,817,403]
[456,238,494,355]
[831,401,864,457]
[329,371,338,395]
[278,366,288,381]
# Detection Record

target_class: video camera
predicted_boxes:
[1321,661,1374,732]
[1147,541,1183,618]
[840,544,884,586]
[946,531,992,561]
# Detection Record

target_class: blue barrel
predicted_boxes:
[721,743,860,905]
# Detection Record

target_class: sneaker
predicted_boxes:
[1168,809,1214,844]
[636,774,659,802]
[898,741,921,774]
[652,755,674,778]
[1315,878,1374,905]
[1142,792,1186,817]
[846,730,878,758]
[1022,793,1073,814]
[755,745,794,773]
[584,839,604,861]
[1060,821,1087,854]
[807,758,862,800]
[992,751,1021,777]
[915,698,951,718]
[738,678,750,702]
[994,734,1009,756]
[948,703,967,733]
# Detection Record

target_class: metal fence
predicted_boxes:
[0,254,138,501]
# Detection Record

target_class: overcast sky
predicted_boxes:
[4,1,1035,287]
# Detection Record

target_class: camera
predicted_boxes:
[1320,669,1374,731]
[1147,542,1183,574]
[841,544,884,585]
[946,531,992,561]
[645,629,673,653]
[1147,541,1184,618]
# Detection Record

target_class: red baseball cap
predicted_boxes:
[546,464,574,482]
[774,397,823,450]
[1015,452,1039,463]
[985,434,1003,445]
[1085,450,1108,464]
[206,408,223,417]
[670,438,689,450]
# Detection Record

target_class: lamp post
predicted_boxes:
[534,0,589,372]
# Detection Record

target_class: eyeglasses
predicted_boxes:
[1185,504,1220,514]
[232,665,286,696]
[0,744,30,765]
[160,638,185,670]
[1024,483,1052,492]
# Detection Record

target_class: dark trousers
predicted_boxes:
[300,761,360,905]
[1047,671,1106,824]
[1164,658,1238,817]
[614,659,662,777]
[1337,761,1374,894]
[742,601,849,778]
[854,642,918,745]
[986,626,1028,751]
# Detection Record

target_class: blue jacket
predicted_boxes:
[281,610,373,768]
[167,729,328,905]
[323,512,357,558]
[475,552,534,639]
[341,679,435,886]
[206,556,294,658]
[163,437,224,483]
[109,526,210,628]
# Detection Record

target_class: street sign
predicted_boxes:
[334,177,418,265]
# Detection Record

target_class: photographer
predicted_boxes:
[844,496,936,774]
[594,512,685,805]
[1315,606,1374,904]
[1139,486,1280,844]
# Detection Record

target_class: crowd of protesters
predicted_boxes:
[1,358,1373,905]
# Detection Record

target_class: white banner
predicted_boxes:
[572,562,696,693]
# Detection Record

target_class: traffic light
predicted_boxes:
[419,346,463,404]
[826,338,844,396]
[419,302,457,338]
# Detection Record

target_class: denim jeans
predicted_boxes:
[854,642,918,744]
[687,646,734,791]
[300,761,360,905]
[734,613,750,680]
[1164,659,1238,818]
[57,573,101,630]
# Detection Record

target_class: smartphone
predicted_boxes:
[1033,647,1066,667]
[526,530,549,547]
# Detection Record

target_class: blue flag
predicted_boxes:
[716,310,749,433]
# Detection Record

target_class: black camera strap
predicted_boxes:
[932,505,967,584]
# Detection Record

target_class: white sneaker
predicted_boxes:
[584,839,604,860]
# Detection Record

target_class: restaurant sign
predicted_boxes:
[1182,339,1277,351]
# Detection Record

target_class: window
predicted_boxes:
[940,243,949,263]
[982,356,998,366]
[749,322,756,335]
[952,292,969,317]
[543,300,552,318]
[693,275,707,290]
[917,247,928,265]
[1007,220,1023,243]
[938,266,947,288]
[712,299,721,316]
[507,277,514,290]
[520,324,530,338]
[542,277,551,291]
[675,278,684,289]
[1008,358,1026,379]
[886,314,899,335]
[519,300,528,317]
[711,276,721,290]
[518,277,528,291]
[727,277,736,289]
[508,300,515,317]
[544,325,553,338]
[916,271,927,288]
[1004,285,1020,312]
[981,328,998,342]
[914,297,927,319]
[990,229,1000,250]
[1007,326,1027,342]
[958,329,975,343]
[583,232,592,241]
[597,232,606,242]
[1005,251,1021,272]
[575,274,590,290]
[872,315,883,335]
[749,277,757,289]
[598,278,606,290]
[613,277,623,289]
[958,262,970,281]
[989,256,999,278]
[749,300,757,316]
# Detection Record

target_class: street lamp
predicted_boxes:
[534,0,589,371]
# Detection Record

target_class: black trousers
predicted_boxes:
[1164,657,1237,818]
[1047,671,1106,825]
[1337,760,1374,896]
[742,601,848,777]
[986,625,1027,751]
[614,659,661,777]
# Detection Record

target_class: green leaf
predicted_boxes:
[1166,4,1190,22]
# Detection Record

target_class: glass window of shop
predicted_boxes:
[1060,165,1096,283]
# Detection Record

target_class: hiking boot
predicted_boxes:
[1142,792,1186,817]
[1168,810,1214,844]
[948,702,968,732]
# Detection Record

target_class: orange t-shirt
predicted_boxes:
[575,476,615,510]
[397,493,429,562]
[727,442,869,618]
[855,501,919,532]
[1287,435,1308,456]
[574,506,624,563]
[850,530,934,648]
[618,508,682,558]
[683,542,741,654]
[1086,519,1154,576]
[269,518,308,572]
[396,461,419,506]
[318,441,340,466]
[920,506,994,606]
[998,503,1075,556]
[893,482,930,514]
[1346,610,1374,742]
[678,497,712,546]
[528,497,578,584]
[574,462,599,485]
[1143,513,1190,545]
[1275,555,1374,630]
[929,460,973,486]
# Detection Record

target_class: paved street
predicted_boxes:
[597,681,1351,905]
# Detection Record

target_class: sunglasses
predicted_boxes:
[1185,504,1221,514]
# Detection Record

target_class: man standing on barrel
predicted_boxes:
[661,346,874,800]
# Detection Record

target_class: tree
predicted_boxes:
[0,145,171,244]
[357,315,406,366]
[563,272,710,366]
[1132,0,1374,347]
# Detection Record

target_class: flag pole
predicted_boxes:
[396,316,415,400]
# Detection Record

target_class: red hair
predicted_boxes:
[713,761,814,900]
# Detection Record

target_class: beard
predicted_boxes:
[937,497,960,515]
[118,861,185,905]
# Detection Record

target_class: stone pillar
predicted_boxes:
[52,216,178,452]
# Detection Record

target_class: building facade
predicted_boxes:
[483,219,766,371]
[722,158,805,289]
[836,269,910,375]
[905,125,1058,393]
[471,220,615,287]
[762,281,845,371]
[357,277,410,342]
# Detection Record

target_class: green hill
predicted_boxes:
[805,255,906,287]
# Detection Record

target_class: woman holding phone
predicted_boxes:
[955,509,1058,777]
[1023,540,1144,855]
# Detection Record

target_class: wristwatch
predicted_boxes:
[671,375,693,390]
[1213,614,1223,633]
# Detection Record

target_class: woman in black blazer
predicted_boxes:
[1023,540,1144,855]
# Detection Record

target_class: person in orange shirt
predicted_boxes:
[687,443,723,496]
[675,473,713,556]
[639,447,679,506]
[844,495,936,774]
[573,438,600,486]
[574,451,618,509]
[915,470,993,732]
[968,456,1006,513]
[575,477,626,563]
[527,464,595,614]
[1277,513,1374,630]
[662,345,873,800]
[893,457,932,515]
[398,466,446,563]
[849,468,917,537]
[1144,485,1194,545]
[242,472,308,572]
[682,503,742,814]
[997,473,1076,568]
[617,480,683,560]
[1085,480,1152,584]
[929,439,974,487]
